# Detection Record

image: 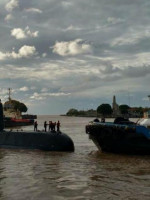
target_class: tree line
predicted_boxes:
[66,104,149,118]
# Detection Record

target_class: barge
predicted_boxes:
[86,118,150,154]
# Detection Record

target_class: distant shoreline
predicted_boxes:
[60,114,98,118]
[60,114,141,119]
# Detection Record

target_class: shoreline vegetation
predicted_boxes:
[65,105,150,118]
[64,109,98,117]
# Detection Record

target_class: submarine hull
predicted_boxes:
[0,131,74,152]
[86,123,150,155]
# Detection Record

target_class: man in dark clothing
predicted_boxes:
[44,121,47,132]
[48,121,51,131]
[53,122,56,131]
[101,117,105,123]
[57,121,60,132]
[34,121,38,131]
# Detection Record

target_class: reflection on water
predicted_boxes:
[1,116,150,200]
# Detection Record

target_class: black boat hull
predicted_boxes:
[86,123,150,155]
[4,118,34,128]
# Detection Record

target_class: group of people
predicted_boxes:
[34,120,61,132]
[93,117,105,123]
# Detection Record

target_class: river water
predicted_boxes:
[1,116,150,200]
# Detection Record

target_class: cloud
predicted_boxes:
[42,53,47,58]
[64,25,82,31]
[19,86,29,91]
[5,0,19,12]
[30,92,45,100]
[25,8,42,13]
[52,39,92,56]
[30,92,70,100]
[11,28,26,39]
[0,45,37,60]
[111,28,150,46]
[0,88,9,95]
[0,52,8,61]
[16,45,37,58]
[5,14,13,21]
[107,17,125,25]
[1,0,150,113]
[62,1,73,8]
[11,27,39,39]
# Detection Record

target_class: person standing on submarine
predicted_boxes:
[57,121,60,132]
[34,121,38,131]
[44,121,47,132]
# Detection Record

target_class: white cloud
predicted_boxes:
[142,97,150,101]
[0,88,8,95]
[62,1,73,8]
[30,92,45,100]
[111,28,150,46]
[19,86,29,91]
[30,92,71,100]
[17,45,37,58]
[42,53,47,58]
[52,39,92,56]
[5,14,13,21]
[25,26,39,37]
[0,52,8,60]
[11,28,26,39]
[65,25,82,31]
[107,17,124,25]
[11,27,39,40]
[25,8,42,13]
[0,45,37,60]
[5,0,19,12]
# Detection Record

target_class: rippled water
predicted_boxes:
[1,116,150,200]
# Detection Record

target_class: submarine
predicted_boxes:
[0,100,74,152]
[86,118,150,155]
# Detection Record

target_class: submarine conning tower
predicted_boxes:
[0,100,74,152]
[0,99,4,131]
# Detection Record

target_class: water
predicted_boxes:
[1,116,150,200]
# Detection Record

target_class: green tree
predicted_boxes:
[66,108,79,116]
[11,100,28,113]
[78,110,86,116]
[119,104,130,115]
[136,107,144,116]
[18,103,28,113]
[97,104,112,117]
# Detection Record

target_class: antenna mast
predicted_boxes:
[8,88,12,101]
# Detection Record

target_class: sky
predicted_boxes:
[0,0,150,114]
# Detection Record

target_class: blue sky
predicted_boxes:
[0,0,150,114]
